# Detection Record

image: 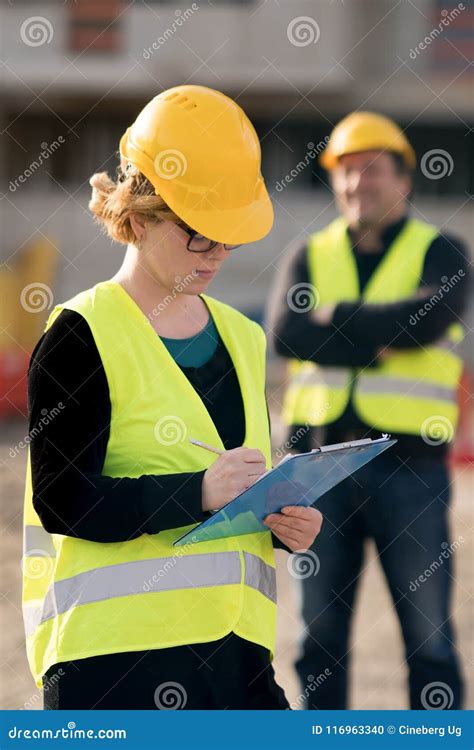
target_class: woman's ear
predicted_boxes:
[129,213,147,247]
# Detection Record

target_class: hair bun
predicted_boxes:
[87,168,178,246]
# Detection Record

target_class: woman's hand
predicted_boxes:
[263,505,323,552]
[202,447,267,512]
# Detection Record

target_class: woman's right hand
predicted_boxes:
[202,447,267,512]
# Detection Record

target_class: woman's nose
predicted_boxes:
[208,243,228,260]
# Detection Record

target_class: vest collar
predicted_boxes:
[347,214,409,254]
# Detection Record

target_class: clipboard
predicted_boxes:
[173,435,396,546]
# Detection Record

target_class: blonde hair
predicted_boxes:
[88,164,181,245]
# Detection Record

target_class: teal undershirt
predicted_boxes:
[160,314,219,367]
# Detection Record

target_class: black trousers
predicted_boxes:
[43,633,289,710]
[295,453,464,709]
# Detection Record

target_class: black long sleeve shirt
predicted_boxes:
[28,308,287,549]
[266,216,470,456]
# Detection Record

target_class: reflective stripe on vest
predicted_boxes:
[286,370,459,403]
[23,550,276,638]
[23,525,56,557]
[356,377,457,403]
[22,281,276,688]
[282,217,464,436]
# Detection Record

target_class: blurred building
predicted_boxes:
[0,0,472,317]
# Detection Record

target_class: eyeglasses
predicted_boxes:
[177,222,242,253]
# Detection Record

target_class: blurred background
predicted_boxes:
[1,0,472,710]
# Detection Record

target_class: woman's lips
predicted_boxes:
[195,269,217,277]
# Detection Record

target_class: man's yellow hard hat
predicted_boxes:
[319,111,416,171]
[119,85,273,244]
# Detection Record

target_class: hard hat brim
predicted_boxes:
[320,145,416,171]
[156,178,275,245]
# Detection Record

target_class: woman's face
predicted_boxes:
[138,219,231,294]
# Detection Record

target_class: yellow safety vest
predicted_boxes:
[22,280,276,688]
[282,217,464,438]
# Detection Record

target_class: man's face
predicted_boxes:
[330,151,411,229]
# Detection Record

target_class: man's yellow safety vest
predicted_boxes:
[282,217,464,438]
[22,280,276,688]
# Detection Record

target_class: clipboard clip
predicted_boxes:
[315,434,392,453]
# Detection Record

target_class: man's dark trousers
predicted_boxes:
[295,451,464,709]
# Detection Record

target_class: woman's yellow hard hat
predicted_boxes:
[119,85,273,244]
[320,111,416,171]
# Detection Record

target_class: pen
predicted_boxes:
[189,438,225,455]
